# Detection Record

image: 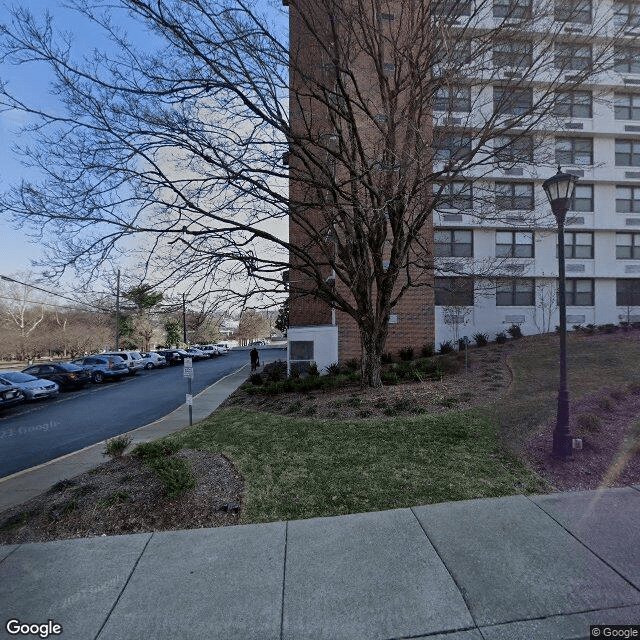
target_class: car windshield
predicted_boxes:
[0,372,36,382]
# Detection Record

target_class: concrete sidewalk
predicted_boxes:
[1,487,639,639]
[0,363,253,512]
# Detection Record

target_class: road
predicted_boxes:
[0,347,284,478]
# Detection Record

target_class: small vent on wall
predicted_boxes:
[443,214,463,221]
[626,218,640,225]
[567,314,586,323]
[566,216,584,225]
[564,122,584,130]
[625,125,640,133]
[504,168,524,176]
[625,171,640,179]
[504,315,525,323]
[624,78,640,85]
[625,264,640,273]
[566,263,585,272]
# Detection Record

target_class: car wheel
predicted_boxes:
[145,362,153,370]
[93,371,104,383]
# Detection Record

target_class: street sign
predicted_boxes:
[183,357,193,378]
[186,394,193,406]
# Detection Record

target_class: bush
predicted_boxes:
[398,346,414,361]
[265,360,287,382]
[249,373,263,386]
[147,456,196,499]
[495,331,507,344]
[473,332,489,347]
[438,340,454,355]
[572,324,583,333]
[577,413,602,433]
[507,324,523,338]
[103,435,132,459]
[326,362,341,375]
[421,343,435,358]
[381,352,393,364]
[132,439,180,461]
[381,371,399,385]
[585,324,596,334]
[289,364,301,379]
[307,362,320,377]
[344,358,359,372]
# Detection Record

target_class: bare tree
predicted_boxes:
[0,0,618,385]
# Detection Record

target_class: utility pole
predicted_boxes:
[115,269,120,351]
[182,293,187,345]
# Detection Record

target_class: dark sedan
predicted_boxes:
[69,355,128,383]
[155,349,185,366]
[0,379,25,409]
[22,362,91,390]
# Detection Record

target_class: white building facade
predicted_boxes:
[433,0,640,346]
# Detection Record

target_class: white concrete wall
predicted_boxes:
[287,325,339,375]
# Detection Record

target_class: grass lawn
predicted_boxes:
[162,407,550,524]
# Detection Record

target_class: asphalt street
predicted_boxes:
[0,347,284,478]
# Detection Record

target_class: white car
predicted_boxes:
[186,347,208,360]
[214,343,229,354]
[140,352,167,369]
[101,351,145,375]
[201,344,221,356]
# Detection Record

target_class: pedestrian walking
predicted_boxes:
[250,347,260,371]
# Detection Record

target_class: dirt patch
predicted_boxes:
[0,450,244,544]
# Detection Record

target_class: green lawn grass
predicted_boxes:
[163,407,550,523]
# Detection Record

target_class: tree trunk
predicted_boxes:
[360,324,388,388]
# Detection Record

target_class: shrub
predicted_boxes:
[398,346,414,361]
[147,456,196,499]
[286,401,302,413]
[572,324,583,333]
[381,371,399,385]
[473,332,489,347]
[104,435,133,459]
[576,413,602,433]
[347,394,363,407]
[249,373,263,386]
[495,331,507,344]
[585,324,596,334]
[289,365,301,379]
[98,491,132,508]
[619,322,630,332]
[265,360,287,382]
[439,340,454,355]
[326,362,341,375]
[347,372,361,383]
[132,439,180,461]
[596,396,614,412]
[307,362,320,377]
[358,409,373,418]
[344,359,359,372]
[381,352,393,364]
[421,343,435,358]
[304,405,317,416]
[507,324,523,338]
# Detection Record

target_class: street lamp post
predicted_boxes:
[542,167,578,459]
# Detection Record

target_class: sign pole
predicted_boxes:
[183,357,194,426]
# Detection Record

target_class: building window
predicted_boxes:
[494,135,534,163]
[493,86,533,115]
[495,182,534,210]
[496,230,534,257]
[562,231,594,258]
[555,137,593,165]
[566,279,594,305]
[377,12,395,21]
[434,85,471,112]
[617,279,640,305]
[555,43,592,70]
[435,133,473,163]
[570,184,594,212]
[614,93,640,120]
[432,0,472,17]
[616,233,640,258]
[289,341,314,361]
[435,39,472,67]
[554,90,592,118]
[493,0,532,18]
[554,0,592,23]
[435,229,473,257]
[496,278,535,306]
[615,139,640,166]
[493,40,533,68]
[614,45,640,73]
[614,1,640,29]
[616,186,640,212]
[435,277,474,306]
[436,181,474,210]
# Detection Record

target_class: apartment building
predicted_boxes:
[285,0,640,369]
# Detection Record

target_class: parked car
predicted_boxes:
[69,355,128,383]
[21,363,91,390]
[185,347,208,360]
[101,351,145,375]
[200,344,221,356]
[0,372,59,401]
[214,343,229,353]
[139,352,167,370]
[250,340,265,346]
[155,349,185,366]
[0,379,25,409]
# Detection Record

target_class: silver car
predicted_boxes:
[0,371,59,401]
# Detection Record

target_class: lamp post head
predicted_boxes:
[542,166,578,222]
